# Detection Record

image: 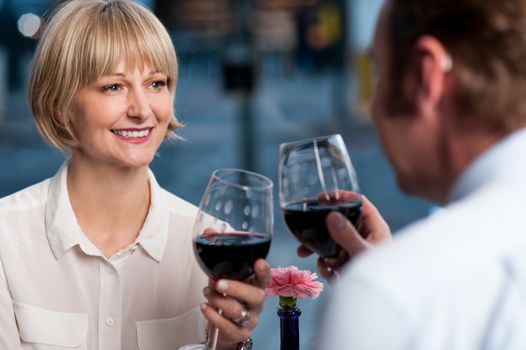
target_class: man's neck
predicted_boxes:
[439,126,506,203]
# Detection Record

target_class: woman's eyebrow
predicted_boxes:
[99,70,165,79]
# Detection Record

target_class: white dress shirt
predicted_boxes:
[0,163,208,350]
[317,128,526,350]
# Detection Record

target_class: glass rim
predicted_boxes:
[279,133,343,149]
[211,168,273,191]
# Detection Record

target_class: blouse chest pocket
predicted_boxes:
[14,301,89,350]
[136,307,207,350]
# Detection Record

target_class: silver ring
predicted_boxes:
[233,309,250,327]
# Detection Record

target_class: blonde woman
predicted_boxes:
[0,0,268,349]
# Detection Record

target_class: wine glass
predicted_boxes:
[278,134,362,259]
[179,168,273,350]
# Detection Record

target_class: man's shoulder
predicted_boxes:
[345,213,453,301]
[330,215,526,350]
[346,187,526,306]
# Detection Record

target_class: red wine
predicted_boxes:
[194,232,271,280]
[282,200,362,258]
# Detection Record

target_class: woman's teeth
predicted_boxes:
[111,129,150,138]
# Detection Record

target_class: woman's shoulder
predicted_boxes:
[158,187,199,217]
[0,178,52,216]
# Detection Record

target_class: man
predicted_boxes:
[313,0,526,348]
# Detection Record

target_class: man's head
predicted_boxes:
[383,0,526,131]
[370,0,526,202]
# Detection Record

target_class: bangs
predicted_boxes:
[77,2,177,89]
[29,0,182,150]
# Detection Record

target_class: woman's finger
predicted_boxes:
[214,279,266,311]
[204,287,256,328]
[252,259,271,289]
[200,303,253,342]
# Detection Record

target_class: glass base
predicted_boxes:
[178,344,209,350]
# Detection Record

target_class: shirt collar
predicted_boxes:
[134,169,169,262]
[45,162,88,260]
[448,128,526,203]
[45,162,169,262]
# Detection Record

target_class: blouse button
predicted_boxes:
[105,318,114,327]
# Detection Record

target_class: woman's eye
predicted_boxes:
[103,84,121,93]
[151,80,167,89]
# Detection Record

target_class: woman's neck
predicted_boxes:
[67,153,151,258]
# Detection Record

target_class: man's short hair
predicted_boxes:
[385,0,526,131]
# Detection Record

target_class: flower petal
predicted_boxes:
[265,266,324,299]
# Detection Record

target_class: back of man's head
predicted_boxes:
[383,0,526,133]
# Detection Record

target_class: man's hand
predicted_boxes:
[298,195,391,283]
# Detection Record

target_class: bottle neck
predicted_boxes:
[278,307,301,350]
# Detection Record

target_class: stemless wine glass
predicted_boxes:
[179,169,273,350]
[279,134,362,259]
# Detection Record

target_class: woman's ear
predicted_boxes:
[53,108,66,126]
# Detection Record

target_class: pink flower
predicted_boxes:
[265,266,324,299]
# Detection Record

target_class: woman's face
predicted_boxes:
[69,59,173,169]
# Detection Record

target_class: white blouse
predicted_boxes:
[0,162,208,350]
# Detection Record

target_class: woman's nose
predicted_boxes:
[127,89,152,119]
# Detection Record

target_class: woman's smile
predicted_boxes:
[110,127,154,144]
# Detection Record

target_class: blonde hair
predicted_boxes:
[29,0,182,150]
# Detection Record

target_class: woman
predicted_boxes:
[0,0,268,349]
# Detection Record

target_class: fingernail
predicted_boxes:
[203,287,211,296]
[216,279,228,291]
[328,212,345,231]
[258,260,268,272]
[201,303,207,311]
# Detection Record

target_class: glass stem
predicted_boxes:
[207,325,219,350]
[207,292,226,350]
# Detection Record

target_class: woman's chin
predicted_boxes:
[123,156,155,169]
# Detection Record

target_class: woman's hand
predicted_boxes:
[201,259,271,349]
[298,194,391,283]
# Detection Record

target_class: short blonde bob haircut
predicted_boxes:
[29,0,182,150]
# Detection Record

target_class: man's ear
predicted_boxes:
[414,35,452,114]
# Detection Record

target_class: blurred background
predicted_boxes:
[0,0,434,348]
